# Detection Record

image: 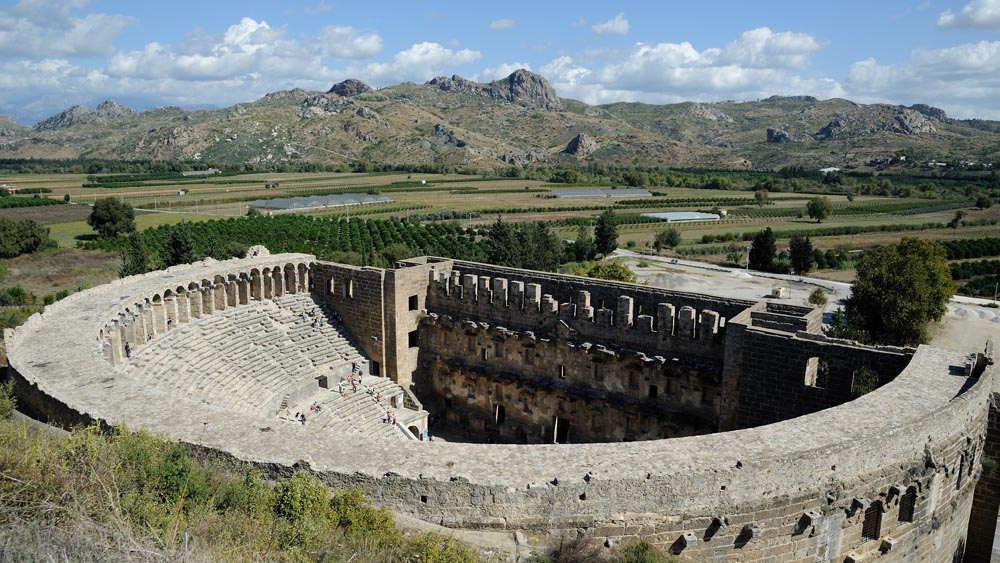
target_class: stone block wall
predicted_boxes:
[426,265,733,362]
[733,328,915,429]
[416,315,721,442]
[383,261,439,388]
[312,263,387,375]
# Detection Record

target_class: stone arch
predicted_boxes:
[284,263,297,294]
[298,263,310,292]
[237,272,251,304]
[150,294,166,336]
[226,274,239,307]
[188,282,203,319]
[271,265,284,297]
[162,289,178,330]
[213,275,227,311]
[198,279,214,315]
[262,268,273,299]
[250,268,262,301]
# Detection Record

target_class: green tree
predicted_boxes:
[948,210,966,229]
[754,189,769,207]
[574,224,595,262]
[87,198,136,237]
[485,217,521,267]
[165,222,197,266]
[119,232,153,277]
[845,238,956,345]
[806,196,833,223]
[653,227,681,253]
[594,209,618,256]
[976,194,994,209]
[748,227,776,272]
[585,260,636,283]
[520,222,563,272]
[788,234,813,274]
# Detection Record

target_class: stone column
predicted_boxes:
[616,296,634,328]
[492,278,508,306]
[238,278,250,305]
[176,293,190,324]
[188,290,202,320]
[201,286,215,315]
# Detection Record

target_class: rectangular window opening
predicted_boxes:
[408,295,419,311]
[804,357,822,388]
[369,361,380,376]
[898,487,917,523]
[494,404,506,425]
[862,502,882,542]
[408,330,418,348]
[649,385,658,399]
[328,279,335,295]
[347,279,354,299]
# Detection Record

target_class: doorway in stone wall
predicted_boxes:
[553,417,570,444]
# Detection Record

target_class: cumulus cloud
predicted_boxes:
[489,18,515,31]
[0,0,133,58]
[360,42,481,84]
[936,0,1000,29]
[318,26,383,59]
[473,62,532,82]
[591,13,630,35]
[106,18,382,82]
[540,28,840,106]
[845,40,1000,118]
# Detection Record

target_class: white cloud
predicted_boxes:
[936,0,1000,29]
[570,17,586,28]
[845,40,1000,118]
[473,62,532,82]
[719,27,821,69]
[591,13,630,36]
[359,42,481,85]
[304,1,334,15]
[489,18,515,31]
[540,28,840,106]
[318,26,383,59]
[106,18,382,82]
[0,0,133,58]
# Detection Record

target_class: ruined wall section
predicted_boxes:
[426,264,741,362]
[382,261,439,389]
[417,315,721,442]
[311,263,387,375]
[734,327,915,429]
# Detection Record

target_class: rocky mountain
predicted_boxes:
[3,70,999,170]
[328,79,372,97]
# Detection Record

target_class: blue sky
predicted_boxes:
[3,0,1000,123]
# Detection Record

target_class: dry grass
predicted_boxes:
[0,247,119,295]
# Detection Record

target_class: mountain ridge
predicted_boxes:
[1,69,997,171]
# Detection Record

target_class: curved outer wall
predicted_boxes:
[3,253,995,562]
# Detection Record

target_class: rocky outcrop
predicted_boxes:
[487,69,562,111]
[690,103,734,122]
[431,124,466,148]
[299,95,345,119]
[34,105,93,130]
[766,128,792,143]
[565,133,597,157]
[816,105,937,140]
[328,79,372,97]
[909,104,947,121]
[429,70,563,112]
[94,100,134,118]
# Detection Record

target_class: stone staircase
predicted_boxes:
[285,376,424,441]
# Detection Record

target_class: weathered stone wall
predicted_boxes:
[427,264,732,362]
[965,372,1000,562]
[311,263,387,375]
[383,261,440,388]
[733,328,915,429]
[417,315,721,443]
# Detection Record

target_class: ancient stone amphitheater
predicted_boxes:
[4,251,999,562]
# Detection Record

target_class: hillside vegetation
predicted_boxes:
[2,71,999,171]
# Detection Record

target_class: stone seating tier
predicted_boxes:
[123,293,369,417]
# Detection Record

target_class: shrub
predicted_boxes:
[618,540,673,563]
[0,380,15,420]
[808,288,828,307]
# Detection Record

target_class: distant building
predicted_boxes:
[818,167,840,174]
[181,168,221,177]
